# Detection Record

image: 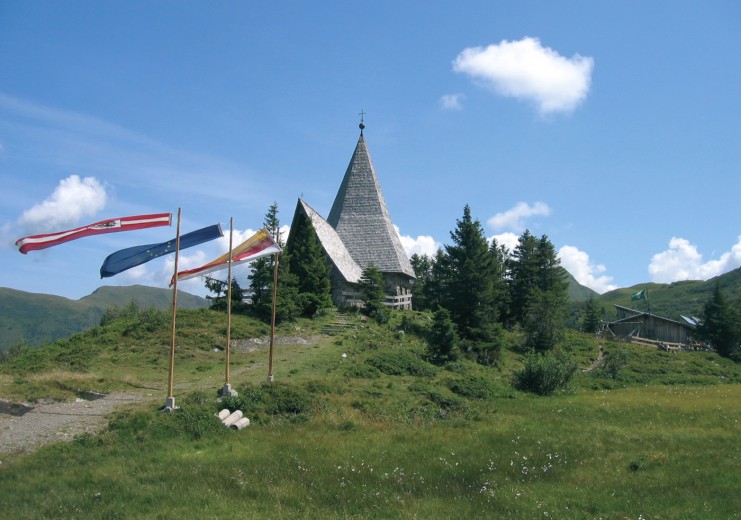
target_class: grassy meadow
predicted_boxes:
[1,307,740,519]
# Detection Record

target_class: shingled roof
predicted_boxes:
[327,131,414,278]
[295,199,363,284]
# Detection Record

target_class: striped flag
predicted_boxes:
[16,213,172,254]
[172,228,282,285]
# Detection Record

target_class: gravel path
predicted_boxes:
[0,392,151,457]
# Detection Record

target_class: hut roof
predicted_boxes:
[327,131,414,279]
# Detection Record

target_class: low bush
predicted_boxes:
[512,349,578,396]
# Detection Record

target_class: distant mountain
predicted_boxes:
[563,268,599,302]
[0,285,209,351]
[595,267,741,322]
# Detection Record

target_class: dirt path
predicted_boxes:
[0,392,152,457]
[583,344,605,372]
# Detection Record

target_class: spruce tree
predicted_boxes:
[427,306,460,364]
[410,253,433,311]
[581,296,600,334]
[697,282,739,358]
[443,205,499,345]
[507,229,539,327]
[249,202,299,323]
[359,263,389,323]
[284,207,332,317]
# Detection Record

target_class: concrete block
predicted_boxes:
[217,409,230,421]
[231,417,250,430]
[222,410,243,427]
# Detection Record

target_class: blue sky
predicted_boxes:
[1,1,740,300]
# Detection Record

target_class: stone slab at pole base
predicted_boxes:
[162,396,178,412]
[267,375,274,382]
[220,383,238,397]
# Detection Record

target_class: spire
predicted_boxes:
[327,129,414,278]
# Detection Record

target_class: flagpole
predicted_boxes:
[221,217,237,397]
[164,208,182,412]
[267,251,279,382]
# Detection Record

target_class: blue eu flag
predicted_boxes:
[100,224,223,278]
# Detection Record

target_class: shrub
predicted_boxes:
[512,349,578,396]
[598,346,630,380]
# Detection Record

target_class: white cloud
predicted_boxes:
[490,231,520,253]
[558,245,617,294]
[396,225,441,258]
[648,236,741,283]
[439,93,465,110]
[18,175,108,232]
[488,201,551,232]
[453,37,594,114]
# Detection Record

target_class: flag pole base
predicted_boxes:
[162,396,178,412]
[220,383,238,397]
[267,375,274,383]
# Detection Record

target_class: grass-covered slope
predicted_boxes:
[0,285,208,351]
[0,309,739,518]
[596,266,741,321]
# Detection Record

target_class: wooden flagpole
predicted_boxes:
[267,251,279,382]
[221,217,237,397]
[164,207,181,412]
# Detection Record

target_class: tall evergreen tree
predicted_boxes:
[489,237,509,322]
[204,276,245,312]
[696,282,739,358]
[443,205,499,344]
[506,229,539,327]
[581,296,600,334]
[284,208,332,317]
[249,202,299,323]
[410,253,434,311]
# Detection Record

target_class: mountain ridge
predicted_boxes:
[0,285,209,351]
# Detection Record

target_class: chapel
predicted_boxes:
[288,120,415,309]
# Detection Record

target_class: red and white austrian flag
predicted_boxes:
[15,213,172,254]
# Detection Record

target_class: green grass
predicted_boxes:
[1,309,740,518]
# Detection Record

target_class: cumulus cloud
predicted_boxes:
[648,236,741,283]
[439,93,466,110]
[558,245,617,294]
[396,225,441,258]
[453,37,594,114]
[490,231,520,253]
[488,201,551,232]
[18,175,108,232]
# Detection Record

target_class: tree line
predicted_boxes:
[204,203,740,362]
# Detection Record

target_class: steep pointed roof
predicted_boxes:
[327,130,414,278]
[296,199,363,283]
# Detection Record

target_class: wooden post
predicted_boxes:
[164,208,181,411]
[221,217,237,397]
[267,252,279,382]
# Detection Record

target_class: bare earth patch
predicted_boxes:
[0,392,150,457]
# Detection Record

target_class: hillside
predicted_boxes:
[0,309,738,518]
[0,285,208,351]
[595,266,741,321]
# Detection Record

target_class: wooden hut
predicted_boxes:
[605,304,697,347]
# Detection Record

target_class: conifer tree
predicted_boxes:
[581,296,601,334]
[443,205,499,344]
[284,207,332,317]
[249,202,299,323]
[410,253,433,311]
[359,263,389,323]
[507,229,539,327]
[697,282,739,358]
[427,306,460,364]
